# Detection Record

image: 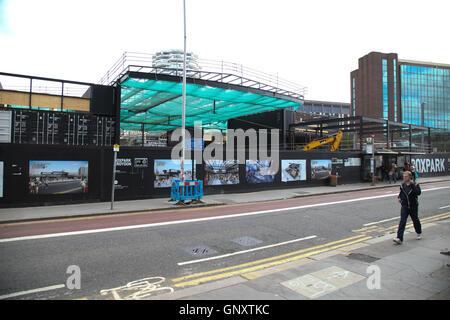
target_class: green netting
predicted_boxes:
[120,77,302,132]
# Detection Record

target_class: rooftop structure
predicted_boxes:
[100,52,307,133]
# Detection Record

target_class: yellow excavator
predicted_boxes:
[303,131,343,152]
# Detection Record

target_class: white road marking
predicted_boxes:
[439,205,450,209]
[0,284,65,300]
[363,217,399,226]
[177,235,317,266]
[100,277,173,300]
[422,186,450,192]
[1,186,449,243]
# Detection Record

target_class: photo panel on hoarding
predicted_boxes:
[245,160,277,184]
[28,160,89,195]
[204,159,239,186]
[311,159,332,180]
[154,159,196,188]
[281,159,307,182]
[344,157,361,167]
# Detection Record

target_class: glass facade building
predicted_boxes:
[352,78,356,116]
[400,63,450,130]
[351,52,450,131]
[382,59,388,120]
[393,59,397,122]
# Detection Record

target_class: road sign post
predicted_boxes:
[111,144,119,210]
[366,136,375,186]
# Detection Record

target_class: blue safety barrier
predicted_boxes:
[171,179,203,201]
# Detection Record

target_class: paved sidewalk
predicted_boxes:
[0,176,449,223]
[151,219,450,300]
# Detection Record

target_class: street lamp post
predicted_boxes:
[111,144,119,210]
[421,102,426,151]
[180,0,187,182]
[371,135,375,186]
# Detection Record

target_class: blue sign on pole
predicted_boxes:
[185,138,204,150]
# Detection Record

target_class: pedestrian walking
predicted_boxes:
[393,171,422,244]
[389,163,397,184]
[404,162,410,172]
[410,165,417,182]
[381,165,389,182]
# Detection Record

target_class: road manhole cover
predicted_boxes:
[232,236,263,247]
[184,246,217,257]
[346,253,379,263]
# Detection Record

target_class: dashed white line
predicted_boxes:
[439,205,450,209]
[177,235,317,266]
[0,284,65,300]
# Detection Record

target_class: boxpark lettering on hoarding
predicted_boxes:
[411,157,447,174]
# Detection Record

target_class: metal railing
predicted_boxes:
[99,51,307,100]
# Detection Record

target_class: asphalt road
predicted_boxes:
[37,180,83,195]
[0,181,449,300]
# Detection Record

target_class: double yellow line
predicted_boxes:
[171,211,450,288]
[352,225,379,233]
[377,211,450,233]
[171,234,372,288]
[352,211,450,235]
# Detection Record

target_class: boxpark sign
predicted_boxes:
[410,154,450,176]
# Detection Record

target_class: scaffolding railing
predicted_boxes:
[99,51,307,101]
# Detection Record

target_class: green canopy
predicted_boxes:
[120,76,303,132]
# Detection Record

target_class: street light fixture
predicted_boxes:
[180,0,187,182]
[421,102,427,127]
[421,102,427,151]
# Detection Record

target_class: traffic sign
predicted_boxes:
[113,144,120,152]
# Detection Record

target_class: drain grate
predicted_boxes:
[346,253,380,263]
[232,236,263,247]
[184,246,217,257]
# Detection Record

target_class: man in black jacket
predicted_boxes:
[393,171,422,244]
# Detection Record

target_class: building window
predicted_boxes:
[400,64,450,130]
[382,59,388,120]
[352,78,356,116]
[393,59,397,122]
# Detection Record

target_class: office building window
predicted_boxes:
[382,59,388,120]
[400,64,450,130]
[352,78,356,116]
[393,59,397,122]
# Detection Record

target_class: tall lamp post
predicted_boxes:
[180,0,187,182]
[421,102,426,151]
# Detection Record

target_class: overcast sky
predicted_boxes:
[1,0,449,102]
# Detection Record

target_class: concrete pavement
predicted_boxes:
[1,176,449,223]
[149,219,450,300]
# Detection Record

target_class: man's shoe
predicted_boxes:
[393,238,402,244]
[417,233,422,240]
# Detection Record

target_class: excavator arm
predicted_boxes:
[303,131,343,151]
